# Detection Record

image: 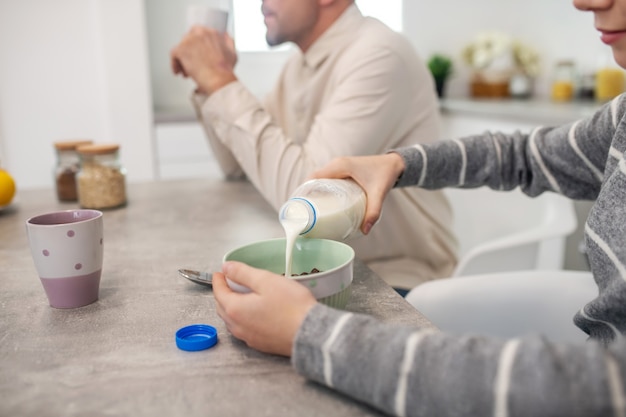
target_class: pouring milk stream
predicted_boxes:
[279,179,366,276]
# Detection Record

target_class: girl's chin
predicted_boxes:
[610,46,626,69]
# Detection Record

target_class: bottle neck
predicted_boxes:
[279,198,316,235]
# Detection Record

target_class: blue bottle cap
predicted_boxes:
[176,324,218,351]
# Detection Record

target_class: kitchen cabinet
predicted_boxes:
[153,121,222,180]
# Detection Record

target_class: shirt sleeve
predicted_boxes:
[393,95,624,201]
[194,46,426,210]
[293,303,626,417]
[191,92,246,180]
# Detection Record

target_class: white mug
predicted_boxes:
[187,1,230,33]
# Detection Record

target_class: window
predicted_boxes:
[357,0,402,32]
[233,0,403,52]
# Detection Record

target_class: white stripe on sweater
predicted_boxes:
[610,146,623,161]
[493,339,521,417]
[322,313,353,388]
[585,223,626,282]
[394,331,429,417]
[529,127,562,193]
[611,96,620,128]
[568,121,604,182]
[605,353,626,417]
[491,134,504,190]
[620,159,626,177]
[453,139,467,186]
[579,307,621,337]
[412,144,428,187]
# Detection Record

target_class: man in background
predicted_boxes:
[170,0,456,291]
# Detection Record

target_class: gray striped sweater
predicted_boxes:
[292,94,626,416]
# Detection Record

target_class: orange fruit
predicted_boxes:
[0,169,16,206]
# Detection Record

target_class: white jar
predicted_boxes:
[279,179,366,241]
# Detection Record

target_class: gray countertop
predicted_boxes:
[440,97,602,125]
[154,97,604,126]
[0,178,434,417]
[153,106,197,123]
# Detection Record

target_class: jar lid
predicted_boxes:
[76,144,120,155]
[54,140,94,151]
[555,59,575,67]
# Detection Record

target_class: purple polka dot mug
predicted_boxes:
[26,209,103,308]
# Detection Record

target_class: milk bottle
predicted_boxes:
[280,179,366,241]
[279,179,366,276]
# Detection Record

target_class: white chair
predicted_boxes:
[444,187,578,277]
[405,270,598,343]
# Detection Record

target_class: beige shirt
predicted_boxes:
[192,5,457,288]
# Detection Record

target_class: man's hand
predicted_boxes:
[170,25,238,95]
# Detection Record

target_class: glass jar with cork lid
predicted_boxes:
[76,143,127,209]
[53,140,93,202]
[551,60,576,102]
[595,52,625,102]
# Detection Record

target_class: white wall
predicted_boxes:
[0,0,154,191]
[0,0,106,188]
[95,0,155,183]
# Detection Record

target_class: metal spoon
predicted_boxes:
[178,269,213,286]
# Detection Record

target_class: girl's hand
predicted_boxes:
[213,261,317,356]
[310,153,405,234]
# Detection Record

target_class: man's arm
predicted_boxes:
[192,93,245,180]
[195,45,430,209]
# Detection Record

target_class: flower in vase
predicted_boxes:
[463,31,540,83]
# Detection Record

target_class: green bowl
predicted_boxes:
[223,238,354,309]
